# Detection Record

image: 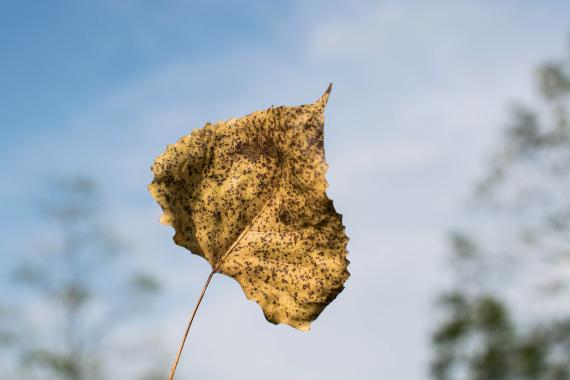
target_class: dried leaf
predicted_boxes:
[149,85,349,330]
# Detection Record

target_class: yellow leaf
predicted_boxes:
[149,85,349,330]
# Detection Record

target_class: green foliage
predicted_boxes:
[4,177,162,379]
[432,40,570,379]
[433,293,570,380]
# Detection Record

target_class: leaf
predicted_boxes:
[149,85,349,330]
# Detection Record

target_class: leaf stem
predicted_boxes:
[168,270,215,380]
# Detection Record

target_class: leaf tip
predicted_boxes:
[316,83,333,108]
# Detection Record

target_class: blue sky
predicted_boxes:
[2,1,570,379]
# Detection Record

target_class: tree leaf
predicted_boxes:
[149,85,349,330]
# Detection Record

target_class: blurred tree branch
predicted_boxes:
[432,38,570,379]
[5,177,162,380]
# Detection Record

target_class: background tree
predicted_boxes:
[4,177,161,380]
[431,41,570,379]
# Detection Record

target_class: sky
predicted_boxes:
[1,1,570,379]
